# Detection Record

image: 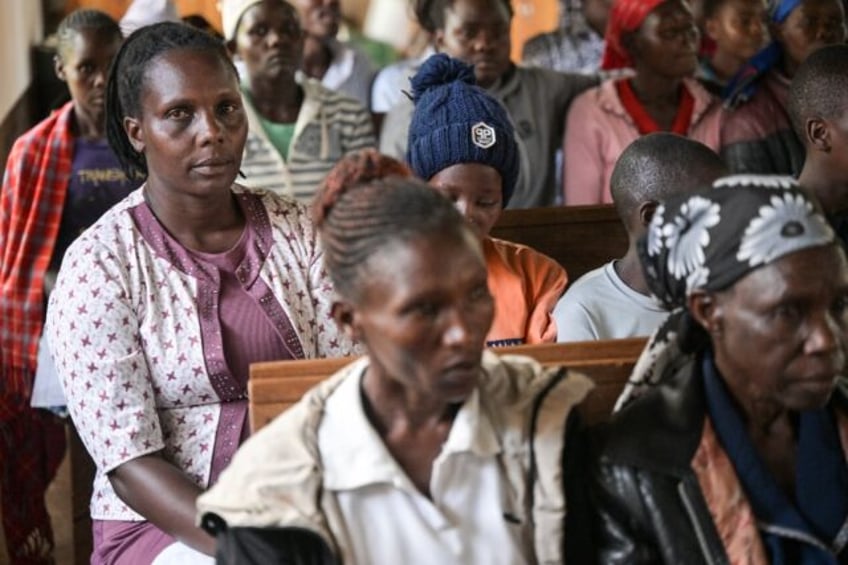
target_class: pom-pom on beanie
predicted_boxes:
[406,54,520,206]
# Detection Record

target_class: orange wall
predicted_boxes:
[510,0,559,61]
[65,0,223,31]
[67,0,556,61]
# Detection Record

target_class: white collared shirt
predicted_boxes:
[317,368,528,564]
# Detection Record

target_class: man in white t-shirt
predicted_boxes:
[555,133,728,341]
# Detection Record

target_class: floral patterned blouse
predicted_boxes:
[46,186,357,520]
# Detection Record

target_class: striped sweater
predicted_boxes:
[240,76,376,202]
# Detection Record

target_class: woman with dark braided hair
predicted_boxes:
[45,21,355,564]
[198,149,594,564]
[0,9,130,564]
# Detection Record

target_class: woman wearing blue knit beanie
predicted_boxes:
[380,0,598,207]
[408,54,569,347]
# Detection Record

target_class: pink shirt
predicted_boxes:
[562,78,724,205]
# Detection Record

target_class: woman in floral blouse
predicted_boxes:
[46,22,355,564]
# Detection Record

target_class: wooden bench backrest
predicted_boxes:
[491,205,628,281]
[249,338,646,432]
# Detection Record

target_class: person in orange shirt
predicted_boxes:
[406,54,567,346]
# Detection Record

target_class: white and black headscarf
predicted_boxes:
[616,175,837,410]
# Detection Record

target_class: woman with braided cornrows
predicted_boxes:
[198,149,595,564]
[0,9,130,563]
[45,22,355,564]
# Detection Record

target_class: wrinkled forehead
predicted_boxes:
[723,243,848,303]
[353,225,482,288]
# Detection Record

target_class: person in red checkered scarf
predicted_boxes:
[0,10,137,563]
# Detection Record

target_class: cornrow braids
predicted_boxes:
[56,9,122,60]
[413,0,513,34]
[314,154,466,301]
[105,21,236,180]
[312,149,412,226]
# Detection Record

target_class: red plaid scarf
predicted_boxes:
[0,102,73,419]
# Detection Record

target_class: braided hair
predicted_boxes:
[313,149,468,302]
[414,0,513,34]
[56,9,122,60]
[105,21,236,180]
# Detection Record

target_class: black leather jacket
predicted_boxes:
[720,71,804,177]
[591,354,848,565]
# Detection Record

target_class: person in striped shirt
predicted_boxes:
[222,0,376,202]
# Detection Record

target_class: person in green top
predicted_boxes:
[222,0,376,200]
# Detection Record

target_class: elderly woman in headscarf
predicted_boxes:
[562,0,724,205]
[720,0,846,176]
[593,175,848,564]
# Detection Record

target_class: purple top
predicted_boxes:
[51,138,139,269]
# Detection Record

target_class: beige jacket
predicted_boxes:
[197,351,594,564]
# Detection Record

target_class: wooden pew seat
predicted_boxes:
[249,338,646,432]
[66,339,644,563]
[491,205,628,281]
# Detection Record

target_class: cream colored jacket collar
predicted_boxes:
[197,351,594,564]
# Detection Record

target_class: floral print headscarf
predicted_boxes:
[641,174,834,309]
[615,174,835,410]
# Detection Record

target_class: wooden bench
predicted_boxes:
[249,338,646,432]
[66,338,644,563]
[491,205,628,281]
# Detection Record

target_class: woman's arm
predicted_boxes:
[46,232,213,555]
[109,454,215,555]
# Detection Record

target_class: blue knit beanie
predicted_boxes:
[407,54,520,206]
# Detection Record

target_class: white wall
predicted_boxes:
[363,0,416,51]
[0,0,44,122]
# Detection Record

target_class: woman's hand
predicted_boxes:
[108,452,216,556]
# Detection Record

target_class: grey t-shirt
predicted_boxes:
[553,261,668,342]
